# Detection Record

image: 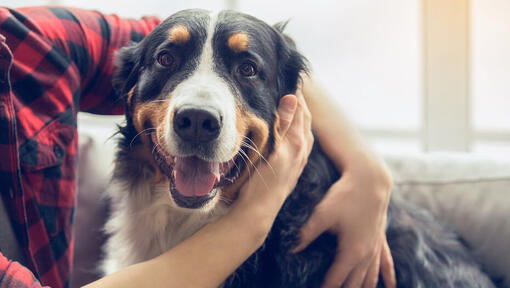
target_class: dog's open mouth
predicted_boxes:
[150,134,244,208]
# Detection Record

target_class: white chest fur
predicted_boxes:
[101,180,229,275]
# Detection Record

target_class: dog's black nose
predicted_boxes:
[173,108,221,143]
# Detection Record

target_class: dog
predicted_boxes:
[102,9,495,287]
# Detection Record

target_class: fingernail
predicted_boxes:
[280,100,296,113]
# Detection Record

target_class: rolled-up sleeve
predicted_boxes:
[0,252,47,288]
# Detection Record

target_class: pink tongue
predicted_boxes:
[174,156,220,197]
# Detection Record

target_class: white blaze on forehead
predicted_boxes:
[165,12,237,162]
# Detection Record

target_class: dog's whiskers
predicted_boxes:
[151,132,173,158]
[218,195,233,205]
[130,128,157,148]
[236,149,251,176]
[240,135,271,167]
[239,137,275,176]
[238,147,270,191]
[151,136,168,156]
[149,99,171,104]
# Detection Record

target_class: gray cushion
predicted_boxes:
[385,152,510,287]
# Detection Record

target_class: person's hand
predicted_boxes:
[234,86,314,234]
[294,151,396,288]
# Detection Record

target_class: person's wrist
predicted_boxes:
[230,200,276,245]
[240,183,289,215]
[232,183,289,241]
[342,148,393,203]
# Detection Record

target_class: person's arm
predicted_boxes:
[295,74,396,288]
[15,7,161,115]
[85,199,276,288]
[85,91,313,288]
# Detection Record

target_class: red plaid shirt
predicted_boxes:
[0,7,160,288]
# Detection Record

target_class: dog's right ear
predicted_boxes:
[113,43,142,98]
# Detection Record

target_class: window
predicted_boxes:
[238,0,423,153]
[471,0,510,154]
[4,0,509,155]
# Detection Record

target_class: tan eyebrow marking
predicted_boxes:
[227,32,249,53]
[168,25,190,44]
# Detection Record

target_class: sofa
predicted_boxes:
[72,114,510,287]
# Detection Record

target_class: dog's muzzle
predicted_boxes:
[151,105,243,209]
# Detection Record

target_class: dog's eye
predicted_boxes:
[238,61,257,77]
[157,52,176,68]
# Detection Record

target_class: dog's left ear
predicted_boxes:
[113,43,142,98]
[274,21,308,96]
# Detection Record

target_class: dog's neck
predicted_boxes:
[130,179,230,252]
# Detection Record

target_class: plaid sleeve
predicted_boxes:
[0,252,47,288]
[15,7,161,115]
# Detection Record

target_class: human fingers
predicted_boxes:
[362,247,382,288]
[283,93,305,141]
[380,237,396,288]
[253,90,310,201]
[292,196,333,253]
[319,249,356,288]
[294,87,314,160]
[279,89,312,166]
[344,262,370,288]
[277,95,298,137]
[294,84,312,133]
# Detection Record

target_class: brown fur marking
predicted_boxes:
[168,25,190,44]
[132,99,171,181]
[227,32,249,53]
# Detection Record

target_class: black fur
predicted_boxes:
[113,9,495,288]
[224,144,496,287]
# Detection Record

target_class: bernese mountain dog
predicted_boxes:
[102,9,495,287]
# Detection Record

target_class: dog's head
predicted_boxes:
[115,9,307,211]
